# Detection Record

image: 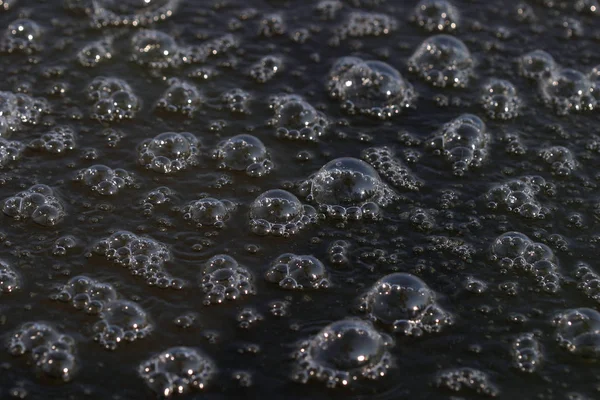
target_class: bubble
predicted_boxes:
[91,0,180,28]
[141,186,174,216]
[0,91,49,134]
[361,147,422,191]
[511,333,542,373]
[212,134,272,177]
[408,34,473,88]
[426,114,488,176]
[485,176,552,219]
[138,131,200,174]
[221,88,251,114]
[539,146,577,177]
[265,253,330,290]
[257,13,286,37]
[0,259,20,294]
[518,50,556,80]
[2,184,65,227]
[358,273,451,335]
[327,57,416,119]
[292,319,394,388]
[410,0,459,32]
[182,198,236,228]
[130,30,181,69]
[480,79,521,120]
[199,255,255,305]
[559,17,584,39]
[435,367,499,396]
[52,235,78,256]
[155,79,201,117]
[77,39,113,67]
[573,262,600,304]
[8,322,77,382]
[52,275,117,315]
[139,347,215,396]
[87,77,141,122]
[28,126,76,154]
[332,12,397,43]
[554,308,600,359]
[237,308,263,329]
[315,0,343,20]
[0,137,24,168]
[268,95,328,142]
[249,189,316,236]
[328,239,350,266]
[1,19,43,53]
[249,55,283,83]
[75,164,135,196]
[575,0,600,14]
[539,68,596,115]
[93,300,152,350]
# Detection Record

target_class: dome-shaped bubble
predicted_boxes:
[131,30,181,69]
[0,137,24,168]
[539,68,596,115]
[539,146,578,177]
[93,299,152,350]
[249,55,283,83]
[139,347,215,396]
[2,184,65,226]
[221,88,251,114]
[359,273,451,335]
[0,91,49,134]
[408,34,473,88]
[75,164,135,196]
[91,0,180,28]
[490,231,533,260]
[249,189,316,236]
[511,333,543,373]
[28,126,76,154]
[292,319,394,387]
[485,175,551,219]
[327,57,416,118]
[212,134,272,177]
[182,198,236,228]
[199,255,255,305]
[138,131,199,174]
[265,253,330,290]
[86,76,141,122]
[77,39,113,67]
[1,19,43,53]
[518,50,556,80]
[269,94,329,141]
[0,259,20,294]
[52,275,118,315]
[411,0,460,32]
[554,308,600,359]
[480,79,521,120]
[155,79,201,117]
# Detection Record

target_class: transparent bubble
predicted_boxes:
[141,186,174,216]
[511,333,542,373]
[77,39,113,67]
[249,55,283,83]
[138,131,199,174]
[139,347,215,396]
[480,79,521,120]
[131,30,181,69]
[87,76,141,122]
[411,0,460,32]
[539,68,596,115]
[328,239,350,266]
[221,88,251,114]
[269,95,329,141]
[327,57,416,119]
[75,164,135,195]
[1,19,43,53]
[361,147,422,191]
[265,253,329,290]
[28,126,76,154]
[182,198,236,228]
[539,146,577,177]
[435,367,499,396]
[91,0,180,28]
[257,13,286,37]
[518,50,556,80]
[155,78,201,117]
[292,319,394,388]
[0,137,24,168]
[0,91,49,134]
[574,262,600,304]
[93,300,152,350]
[52,275,117,315]
[554,308,600,359]
[249,189,316,236]
[2,184,65,226]
[332,12,397,43]
[199,255,255,305]
[485,176,551,219]
[0,259,20,294]
[212,134,272,177]
[408,34,473,88]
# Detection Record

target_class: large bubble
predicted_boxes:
[182,198,236,228]
[212,134,272,177]
[86,76,141,122]
[554,308,600,359]
[0,91,49,135]
[265,253,330,290]
[138,132,200,174]
[130,30,181,69]
[199,255,255,305]
[2,184,65,226]
[249,189,316,236]
[480,79,521,120]
[268,95,329,141]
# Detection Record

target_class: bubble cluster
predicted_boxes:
[28,126,76,155]
[410,0,459,32]
[408,34,473,88]
[489,231,561,293]
[0,137,24,168]
[75,164,135,196]
[539,68,596,115]
[130,30,181,69]
[300,157,397,220]
[518,50,556,80]
[8,322,77,382]
[138,132,200,174]
[138,347,215,397]
[435,367,499,397]
[358,273,451,335]
[332,12,397,43]
[268,95,328,141]
[327,57,415,119]
[51,275,117,315]
[480,79,521,120]
[361,147,422,191]
[292,319,394,388]
[257,13,286,38]
[511,333,542,373]
[199,255,255,305]
[77,39,113,67]
[249,55,282,83]
[0,91,49,134]
[182,198,236,228]
[2,184,65,227]
[0,259,20,294]
[90,0,180,28]
[53,235,78,256]
[328,239,350,266]
[265,253,329,290]
[93,231,179,288]
[249,189,316,236]
[155,79,201,117]
[212,134,272,177]
[141,186,174,216]
[573,262,600,304]
[539,146,577,177]
[485,176,553,219]
[1,19,43,53]
[87,76,141,122]
[221,89,251,114]
[554,308,600,359]
[93,300,152,350]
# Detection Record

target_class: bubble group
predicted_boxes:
[212,134,272,177]
[249,55,282,83]
[435,368,499,397]
[480,79,521,120]
[199,255,255,305]
[0,91,49,134]
[0,137,24,168]
[182,198,236,228]
[93,300,153,350]
[130,30,181,69]
[28,126,76,154]
[511,333,542,373]
[265,254,329,290]
[90,0,180,28]
[0,260,20,294]
[2,184,65,227]
[411,0,460,32]
[361,147,422,191]
[249,189,316,236]
[554,308,600,359]
[51,275,117,315]
[485,176,552,219]
[77,39,113,67]
[268,95,328,141]
[518,49,556,80]
[87,76,141,122]
[539,68,596,115]
[138,132,200,174]
[1,19,43,53]
[75,165,135,196]
[155,79,201,117]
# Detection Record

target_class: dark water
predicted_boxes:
[1,0,600,398]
